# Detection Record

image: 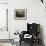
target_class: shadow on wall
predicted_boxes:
[40,25,45,46]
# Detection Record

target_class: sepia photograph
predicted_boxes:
[0,0,45,46]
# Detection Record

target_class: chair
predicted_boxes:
[19,23,40,46]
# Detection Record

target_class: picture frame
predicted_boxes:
[14,9,27,20]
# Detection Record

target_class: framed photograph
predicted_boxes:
[14,9,27,20]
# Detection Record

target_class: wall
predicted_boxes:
[0,0,8,3]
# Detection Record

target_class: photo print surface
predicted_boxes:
[14,9,27,20]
